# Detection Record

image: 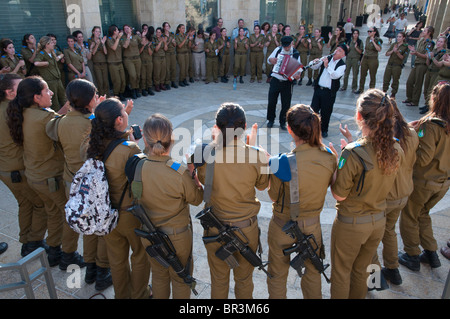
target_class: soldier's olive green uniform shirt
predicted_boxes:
[268,144,337,222]
[364,37,383,57]
[295,34,309,54]
[415,38,435,65]
[387,127,419,201]
[140,42,153,62]
[266,33,281,52]
[387,42,409,65]
[235,37,249,54]
[104,139,141,210]
[197,140,269,223]
[34,50,61,80]
[1,54,26,77]
[138,155,203,230]
[106,37,123,63]
[122,35,142,57]
[46,110,93,183]
[175,34,190,53]
[217,36,230,56]
[22,105,64,182]
[153,37,166,57]
[249,34,265,52]
[164,32,176,55]
[329,36,347,53]
[205,40,219,58]
[21,46,38,75]
[414,118,450,183]
[87,39,107,63]
[309,36,325,55]
[0,100,24,172]
[347,39,364,59]
[332,138,404,217]
[428,49,447,72]
[63,47,84,73]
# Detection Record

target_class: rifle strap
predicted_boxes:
[287,152,301,221]
[203,147,216,206]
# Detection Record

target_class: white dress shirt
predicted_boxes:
[267,46,303,81]
[311,57,346,89]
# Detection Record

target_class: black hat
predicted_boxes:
[337,43,348,56]
[281,36,293,47]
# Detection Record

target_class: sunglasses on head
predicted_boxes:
[368,30,373,33]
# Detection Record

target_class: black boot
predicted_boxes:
[131,89,137,99]
[119,93,126,101]
[179,81,186,87]
[239,76,244,84]
[136,89,142,98]
[165,84,171,90]
[59,251,86,271]
[398,252,420,271]
[21,240,49,257]
[85,262,97,284]
[183,79,189,86]
[47,246,62,267]
[147,87,155,96]
[141,89,148,96]
[298,78,302,86]
[171,81,178,88]
[189,77,194,83]
[221,76,227,83]
[306,78,313,86]
[95,266,113,291]
[382,267,402,285]
[420,249,441,268]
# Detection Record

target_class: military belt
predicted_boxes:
[222,215,257,229]
[272,214,319,229]
[123,55,140,60]
[337,211,385,224]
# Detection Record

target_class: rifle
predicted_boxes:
[282,220,330,283]
[128,204,199,295]
[196,206,272,278]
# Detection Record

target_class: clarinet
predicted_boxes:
[304,51,336,70]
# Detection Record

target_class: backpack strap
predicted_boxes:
[286,152,301,220]
[125,153,148,202]
[203,146,216,207]
[102,138,126,163]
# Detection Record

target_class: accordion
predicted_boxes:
[273,54,303,81]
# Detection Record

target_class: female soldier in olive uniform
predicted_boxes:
[234,28,249,84]
[341,29,364,93]
[88,26,110,97]
[195,103,269,299]
[0,74,47,257]
[0,39,27,78]
[45,79,112,290]
[327,27,346,54]
[249,25,265,83]
[294,25,309,85]
[163,22,178,89]
[139,28,155,96]
[399,82,450,272]
[21,34,39,76]
[34,36,66,111]
[64,35,85,83]
[330,89,403,299]
[267,104,337,299]
[137,114,203,299]
[265,24,281,83]
[6,76,84,268]
[122,24,146,99]
[176,24,191,87]
[205,32,219,84]
[421,36,448,114]
[106,25,126,101]
[218,28,231,83]
[383,32,409,99]
[85,98,151,299]
[306,28,324,86]
[153,27,168,92]
[356,27,382,94]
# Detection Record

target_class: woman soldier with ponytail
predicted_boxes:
[193,103,269,299]
[399,82,450,272]
[135,114,203,298]
[85,98,150,299]
[6,76,83,268]
[267,104,337,299]
[330,88,404,299]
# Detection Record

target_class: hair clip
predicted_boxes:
[380,93,389,107]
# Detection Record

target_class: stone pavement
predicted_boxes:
[0,12,449,299]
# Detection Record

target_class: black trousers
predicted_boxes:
[267,77,294,125]
[311,86,336,133]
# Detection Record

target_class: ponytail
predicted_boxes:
[286,104,322,147]
[142,114,173,156]
[215,103,246,147]
[86,98,125,160]
[6,76,45,145]
[357,89,399,175]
